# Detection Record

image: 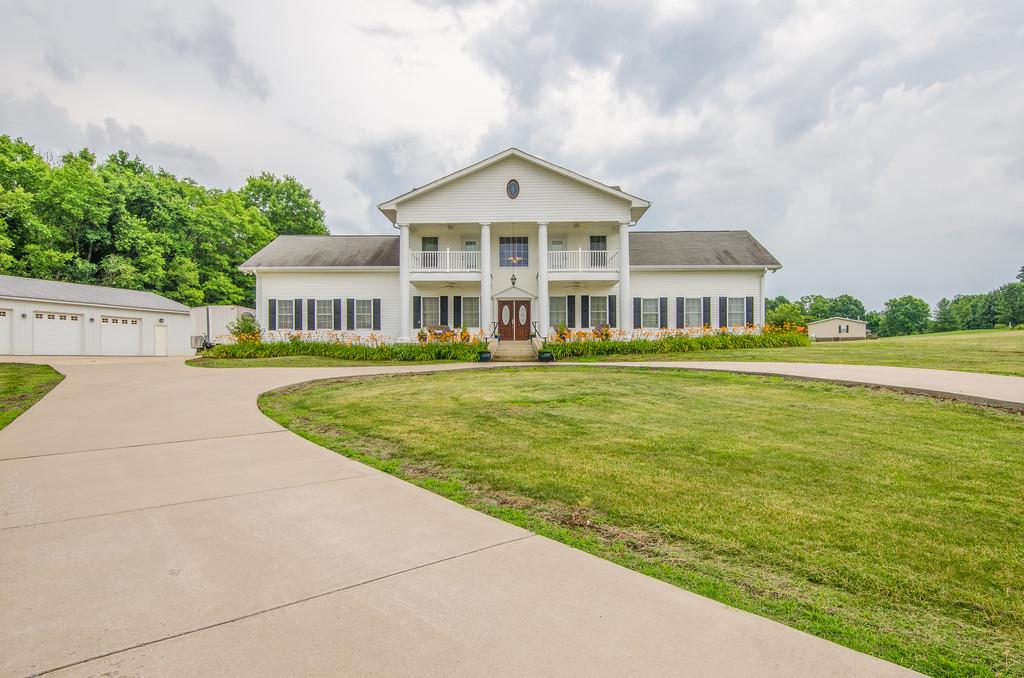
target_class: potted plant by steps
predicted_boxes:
[537,350,554,362]
[478,349,492,362]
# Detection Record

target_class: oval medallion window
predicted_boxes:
[506,179,520,199]
[518,305,527,325]
[501,305,511,324]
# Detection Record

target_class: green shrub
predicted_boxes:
[543,331,809,359]
[206,339,487,362]
[225,312,261,343]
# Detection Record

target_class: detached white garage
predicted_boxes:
[0,274,192,357]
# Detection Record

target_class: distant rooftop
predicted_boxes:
[0,274,190,313]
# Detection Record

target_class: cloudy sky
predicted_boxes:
[1,0,1022,308]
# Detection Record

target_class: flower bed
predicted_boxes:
[206,334,487,362]
[543,326,809,359]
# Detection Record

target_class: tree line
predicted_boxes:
[766,268,1024,337]
[0,135,327,306]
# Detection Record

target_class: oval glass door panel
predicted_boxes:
[501,306,511,324]
[518,305,527,325]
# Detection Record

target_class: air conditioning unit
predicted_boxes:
[190,335,208,349]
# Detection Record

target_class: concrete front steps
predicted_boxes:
[490,340,537,362]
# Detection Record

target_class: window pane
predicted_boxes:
[462,297,480,327]
[498,236,529,267]
[421,297,440,326]
[463,239,479,251]
[590,296,608,326]
[549,239,566,252]
[550,296,567,328]
[641,298,659,328]
[277,300,294,330]
[316,300,333,329]
[421,237,438,252]
[684,298,703,327]
[728,297,746,326]
[356,299,373,330]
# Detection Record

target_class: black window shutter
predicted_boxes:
[268,299,277,330]
[412,296,421,329]
[659,297,668,328]
[440,296,449,326]
[719,297,728,328]
[745,296,754,325]
[608,295,616,327]
[702,297,711,326]
[347,298,355,331]
[566,295,575,327]
[333,299,342,330]
[580,295,590,328]
[307,298,316,330]
[675,297,684,328]
[453,296,462,327]
[372,299,381,331]
[633,297,642,328]
[293,298,303,330]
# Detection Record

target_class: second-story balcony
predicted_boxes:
[548,249,618,271]
[410,249,481,273]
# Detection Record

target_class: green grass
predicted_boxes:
[187,355,457,368]
[0,363,64,430]
[571,328,1024,377]
[261,367,1024,677]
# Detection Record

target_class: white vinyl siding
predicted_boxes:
[590,295,608,327]
[258,271,401,338]
[641,298,659,328]
[684,297,702,328]
[315,300,333,330]
[462,296,480,328]
[276,300,295,330]
[421,296,440,326]
[629,270,764,328]
[355,299,373,330]
[727,297,746,327]
[550,296,567,328]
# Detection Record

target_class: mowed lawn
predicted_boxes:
[0,363,63,430]
[261,367,1024,677]
[571,329,1024,377]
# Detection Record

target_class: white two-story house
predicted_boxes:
[240,148,781,342]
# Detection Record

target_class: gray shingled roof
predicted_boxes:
[240,231,780,269]
[0,274,190,313]
[240,235,400,268]
[629,230,781,268]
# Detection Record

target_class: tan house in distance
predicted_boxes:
[807,316,868,341]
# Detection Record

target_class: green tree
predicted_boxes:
[931,298,959,333]
[766,302,805,327]
[995,282,1024,326]
[798,294,831,320]
[827,294,866,320]
[765,295,789,312]
[36,150,113,261]
[879,296,931,336]
[241,172,327,235]
[1017,265,1024,283]
[864,310,884,334]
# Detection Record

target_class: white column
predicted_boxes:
[537,221,549,337]
[618,221,631,329]
[398,224,411,342]
[479,222,492,333]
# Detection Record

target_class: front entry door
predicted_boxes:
[498,300,531,340]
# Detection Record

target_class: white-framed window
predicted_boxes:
[277,299,294,330]
[421,296,440,327]
[839,324,849,334]
[499,236,529,267]
[641,298,660,328]
[356,299,373,330]
[461,296,480,327]
[316,300,333,330]
[550,296,568,328]
[727,297,746,327]
[549,238,566,252]
[462,238,479,251]
[684,297,703,327]
[421,236,439,252]
[591,295,609,327]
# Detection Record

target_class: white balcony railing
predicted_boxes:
[410,249,481,273]
[548,249,618,271]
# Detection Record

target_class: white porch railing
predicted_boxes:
[547,249,618,271]
[410,249,481,272]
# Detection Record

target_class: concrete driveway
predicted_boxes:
[0,357,920,677]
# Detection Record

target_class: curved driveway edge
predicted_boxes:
[586,360,1024,410]
[1,357,923,677]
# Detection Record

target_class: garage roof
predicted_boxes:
[0,274,190,313]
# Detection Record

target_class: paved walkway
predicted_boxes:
[0,357,923,677]
[593,360,1024,409]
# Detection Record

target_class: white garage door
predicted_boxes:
[0,309,11,354]
[100,316,142,355]
[33,311,84,355]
